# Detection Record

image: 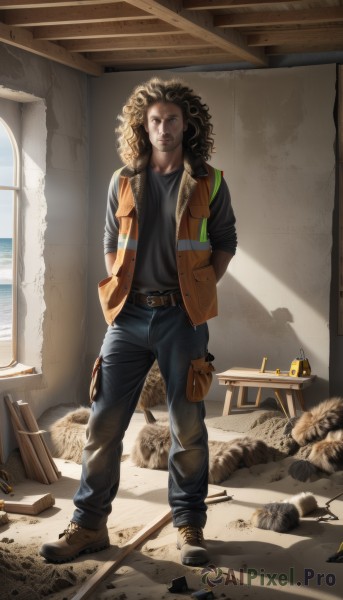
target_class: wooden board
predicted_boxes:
[4,394,48,482]
[71,490,231,600]
[0,492,55,515]
[17,401,60,483]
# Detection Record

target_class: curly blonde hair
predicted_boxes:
[116,77,215,166]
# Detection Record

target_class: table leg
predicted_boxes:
[237,386,248,408]
[285,390,296,418]
[274,389,289,419]
[255,388,263,407]
[223,385,235,415]
[295,390,306,412]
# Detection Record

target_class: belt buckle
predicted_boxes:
[146,295,158,307]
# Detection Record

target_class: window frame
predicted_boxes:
[0,110,20,368]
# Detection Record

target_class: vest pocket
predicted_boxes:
[193,265,216,309]
[186,356,215,402]
[188,204,210,219]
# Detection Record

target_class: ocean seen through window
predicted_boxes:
[0,117,17,367]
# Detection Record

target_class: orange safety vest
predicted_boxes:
[98,156,222,326]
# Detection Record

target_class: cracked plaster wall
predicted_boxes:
[0,44,89,459]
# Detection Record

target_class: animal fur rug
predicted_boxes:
[130,396,343,483]
[288,396,343,480]
[251,491,318,533]
[131,421,271,484]
[49,406,90,464]
[48,396,343,485]
[49,410,271,485]
[49,361,166,463]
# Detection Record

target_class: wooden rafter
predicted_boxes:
[62,33,209,52]
[267,41,343,55]
[0,1,342,74]
[0,0,124,6]
[184,0,303,8]
[215,7,343,28]
[0,20,102,74]
[91,46,237,63]
[127,0,267,65]
[2,3,152,26]
[248,27,343,47]
[31,19,180,39]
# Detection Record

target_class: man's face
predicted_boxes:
[144,102,187,154]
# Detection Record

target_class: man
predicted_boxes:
[40,77,237,566]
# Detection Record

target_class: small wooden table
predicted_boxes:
[216,367,316,418]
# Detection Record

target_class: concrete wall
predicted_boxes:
[88,65,336,406]
[0,52,337,459]
[0,44,89,459]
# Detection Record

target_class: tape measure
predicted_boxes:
[289,348,311,377]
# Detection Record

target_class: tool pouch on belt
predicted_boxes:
[186,355,215,402]
[89,356,102,403]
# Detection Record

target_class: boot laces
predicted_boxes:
[179,525,204,546]
[60,521,82,540]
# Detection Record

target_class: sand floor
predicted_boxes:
[0,400,342,600]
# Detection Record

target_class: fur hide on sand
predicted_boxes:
[251,491,318,532]
[49,362,165,462]
[136,361,166,412]
[50,406,90,464]
[131,397,343,483]
[130,421,272,484]
[289,397,343,480]
[50,410,272,484]
[49,397,343,484]
[291,397,343,445]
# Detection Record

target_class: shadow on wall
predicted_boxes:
[210,274,327,407]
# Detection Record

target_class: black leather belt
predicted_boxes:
[127,291,182,308]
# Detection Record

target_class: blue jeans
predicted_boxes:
[73,301,209,530]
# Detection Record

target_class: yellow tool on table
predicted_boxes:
[289,348,311,377]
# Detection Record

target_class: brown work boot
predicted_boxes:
[177,525,209,566]
[39,521,110,563]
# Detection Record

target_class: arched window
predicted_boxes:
[0,118,19,368]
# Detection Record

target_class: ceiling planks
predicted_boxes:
[0,19,102,75]
[0,0,342,76]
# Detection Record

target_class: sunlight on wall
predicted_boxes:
[229,248,329,368]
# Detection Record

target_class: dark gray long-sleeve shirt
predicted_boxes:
[104,166,237,293]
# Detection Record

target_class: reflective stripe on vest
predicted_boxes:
[199,167,222,243]
[177,167,222,251]
[118,233,138,251]
[177,239,211,251]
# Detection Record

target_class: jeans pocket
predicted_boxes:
[89,356,102,403]
[186,356,215,402]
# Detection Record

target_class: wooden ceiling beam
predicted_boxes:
[215,7,343,28]
[267,41,343,55]
[248,27,343,47]
[62,33,207,52]
[32,19,180,39]
[91,46,234,62]
[0,20,102,75]
[0,1,122,6]
[183,0,302,9]
[2,3,151,26]
[99,52,240,69]
[91,57,243,71]
[126,0,267,65]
